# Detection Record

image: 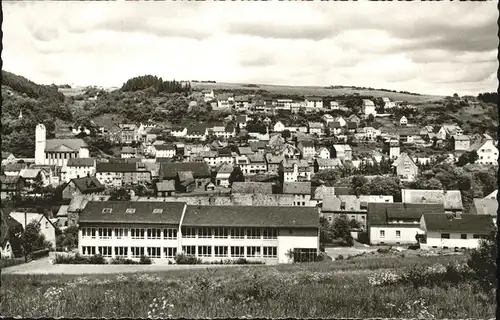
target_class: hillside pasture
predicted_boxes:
[191,82,444,103]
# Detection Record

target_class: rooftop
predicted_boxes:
[283,182,311,195]
[160,162,211,179]
[232,182,273,194]
[401,189,463,210]
[69,176,105,194]
[45,139,88,152]
[67,158,95,167]
[368,203,445,226]
[423,213,494,234]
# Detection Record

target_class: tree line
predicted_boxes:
[121,75,192,94]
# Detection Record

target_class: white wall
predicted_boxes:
[421,231,483,249]
[277,228,319,263]
[370,226,422,245]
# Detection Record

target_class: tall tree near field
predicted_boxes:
[228,167,245,186]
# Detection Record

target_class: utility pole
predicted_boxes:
[24,209,27,263]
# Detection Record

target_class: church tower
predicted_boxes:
[35,124,46,165]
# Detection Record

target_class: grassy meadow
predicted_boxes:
[0,254,494,319]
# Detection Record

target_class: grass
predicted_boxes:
[1,254,494,319]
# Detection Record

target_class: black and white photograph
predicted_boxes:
[0,0,498,318]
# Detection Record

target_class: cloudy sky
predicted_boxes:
[4,1,498,96]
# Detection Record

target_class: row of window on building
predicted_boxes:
[379,230,486,239]
[81,227,279,240]
[81,245,278,259]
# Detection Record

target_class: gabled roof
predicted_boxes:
[232,182,273,194]
[160,162,211,179]
[299,140,314,148]
[67,158,95,167]
[156,181,176,192]
[247,154,265,163]
[283,182,311,195]
[368,203,445,226]
[79,201,186,224]
[9,211,53,229]
[329,122,342,129]
[265,153,285,164]
[238,147,254,156]
[423,213,494,233]
[182,205,318,228]
[392,153,417,167]
[362,99,375,106]
[472,198,498,216]
[3,163,28,172]
[0,175,22,190]
[96,163,138,173]
[121,147,136,153]
[45,139,87,152]
[1,152,14,160]
[484,190,497,200]
[305,96,323,101]
[69,176,105,194]
[308,122,323,129]
[19,168,42,179]
[155,144,176,151]
[316,158,342,167]
[347,122,358,129]
[401,189,463,210]
[313,185,336,200]
[217,163,234,174]
[452,135,470,141]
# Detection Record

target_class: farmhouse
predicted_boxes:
[77,201,319,264]
[392,153,418,181]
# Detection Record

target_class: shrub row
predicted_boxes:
[174,254,264,265]
[54,254,152,265]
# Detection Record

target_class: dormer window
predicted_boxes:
[102,208,112,214]
[340,201,346,210]
[126,208,136,214]
[153,208,163,214]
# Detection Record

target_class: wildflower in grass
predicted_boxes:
[147,295,174,319]
[43,286,65,300]
[116,274,128,282]
[367,270,400,286]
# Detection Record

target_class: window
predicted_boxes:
[263,247,277,258]
[114,228,128,239]
[182,245,196,256]
[231,228,245,239]
[461,234,467,240]
[473,234,486,239]
[164,247,177,258]
[198,227,212,239]
[45,221,49,229]
[131,228,145,239]
[214,227,229,238]
[231,246,245,258]
[147,247,161,258]
[182,227,196,238]
[152,208,163,214]
[82,246,96,256]
[263,228,278,239]
[198,246,212,257]
[396,230,401,238]
[441,233,450,239]
[99,228,112,240]
[126,208,136,214]
[246,228,261,239]
[102,208,112,214]
[82,228,90,238]
[380,230,385,238]
[214,246,228,257]
[131,247,145,258]
[114,246,128,258]
[340,202,346,210]
[147,228,161,240]
[328,216,333,222]
[98,246,112,257]
[163,228,177,240]
[247,246,261,258]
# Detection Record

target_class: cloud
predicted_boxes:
[2,1,498,96]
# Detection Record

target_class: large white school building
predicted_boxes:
[78,201,320,264]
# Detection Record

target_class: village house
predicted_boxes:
[1,152,17,165]
[469,136,498,165]
[155,181,176,197]
[62,176,105,200]
[419,213,494,250]
[10,211,57,249]
[236,115,249,129]
[118,124,138,144]
[470,197,497,224]
[35,124,90,167]
[329,101,340,110]
[436,124,463,140]
[384,140,401,160]
[2,163,28,176]
[215,163,234,188]
[265,154,285,173]
[308,122,324,136]
[77,201,319,264]
[234,95,250,111]
[328,122,343,135]
[322,114,334,124]
[283,182,312,206]
[331,144,353,161]
[346,122,358,133]
[399,116,408,126]
[62,158,96,183]
[275,99,293,111]
[368,203,445,245]
[451,135,471,151]
[96,162,152,188]
[358,127,381,141]
[185,125,208,141]
[334,116,347,127]
[401,189,463,214]
[297,141,316,159]
[314,158,342,172]
[305,96,323,110]
[280,159,312,182]
[392,153,419,181]
[20,168,49,189]
[159,162,211,192]
[362,99,376,117]
[121,147,137,159]
[273,121,285,133]
[155,144,176,159]
[382,97,396,109]
[202,89,215,102]
[216,94,234,110]
[316,147,331,159]
[170,126,187,138]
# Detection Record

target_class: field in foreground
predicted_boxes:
[0,254,494,319]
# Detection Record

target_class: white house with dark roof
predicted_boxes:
[282,182,312,206]
[297,141,315,159]
[35,123,90,167]
[10,211,56,249]
[280,159,312,182]
[314,158,342,172]
[419,213,494,249]
[316,147,330,159]
[78,201,319,264]
[469,138,498,165]
[62,158,96,183]
[308,122,324,136]
[215,163,233,188]
[331,144,352,161]
[305,96,323,110]
[362,100,376,117]
[154,144,176,159]
[273,121,285,133]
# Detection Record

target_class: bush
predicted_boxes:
[175,253,202,265]
[337,255,344,260]
[111,257,139,265]
[88,254,106,265]
[139,255,153,265]
[29,249,50,261]
[467,230,497,291]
